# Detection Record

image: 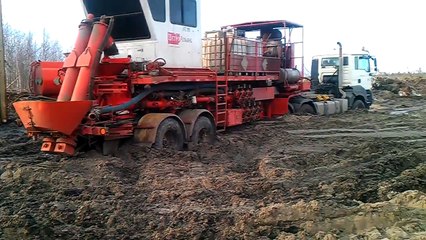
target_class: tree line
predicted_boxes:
[3,24,64,92]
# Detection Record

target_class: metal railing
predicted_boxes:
[202,32,283,75]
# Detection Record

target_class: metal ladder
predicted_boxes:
[215,77,228,132]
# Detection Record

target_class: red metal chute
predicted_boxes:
[13,100,92,135]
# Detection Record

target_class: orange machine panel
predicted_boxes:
[226,109,244,127]
[252,87,275,100]
[31,61,63,97]
[271,98,289,116]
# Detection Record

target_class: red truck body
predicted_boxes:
[13,16,312,155]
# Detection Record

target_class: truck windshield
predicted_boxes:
[321,57,339,67]
[356,56,370,72]
[83,0,151,41]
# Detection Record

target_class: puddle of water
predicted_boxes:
[389,106,424,115]
[390,110,410,115]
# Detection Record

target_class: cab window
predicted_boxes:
[355,56,370,72]
[170,0,197,27]
[321,57,339,67]
[148,0,166,22]
[321,57,349,67]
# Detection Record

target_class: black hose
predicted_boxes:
[99,83,216,114]
[100,88,153,114]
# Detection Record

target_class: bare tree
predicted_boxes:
[3,24,64,92]
[4,24,25,91]
[38,28,63,62]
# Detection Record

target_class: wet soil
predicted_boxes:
[1,81,426,239]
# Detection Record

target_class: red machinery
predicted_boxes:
[13,15,311,155]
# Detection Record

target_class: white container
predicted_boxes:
[202,38,225,71]
[334,100,342,113]
[325,101,336,115]
[336,98,349,112]
[314,102,325,116]
[247,40,262,56]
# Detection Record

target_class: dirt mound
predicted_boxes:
[260,190,426,239]
[373,74,426,96]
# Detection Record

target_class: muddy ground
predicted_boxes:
[1,76,426,239]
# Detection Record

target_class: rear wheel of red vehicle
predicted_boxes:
[298,103,316,115]
[153,118,184,150]
[191,116,215,145]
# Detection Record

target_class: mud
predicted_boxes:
[1,78,426,239]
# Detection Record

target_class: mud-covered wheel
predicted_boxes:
[153,118,184,150]
[298,103,316,115]
[191,116,216,144]
[352,99,366,110]
[102,139,120,156]
[288,103,295,114]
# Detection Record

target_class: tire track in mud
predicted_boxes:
[286,128,426,139]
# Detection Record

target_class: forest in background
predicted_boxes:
[3,23,64,92]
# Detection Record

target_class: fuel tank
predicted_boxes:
[279,68,301,84]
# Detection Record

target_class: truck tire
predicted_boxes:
[153,118,184,150]
[352,99,366,110]
[298,103,315,115]
[191,116,215,144]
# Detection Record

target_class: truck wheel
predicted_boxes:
[153,118,184,150]
[352,99,366,110]
[288,103,295,114]
[191,116,215,144]
[298,103,315,115]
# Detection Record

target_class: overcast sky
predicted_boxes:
[2,0,424,73]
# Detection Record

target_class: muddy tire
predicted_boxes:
[191,116,215,145]
[352,99,366,110]
[298,103,316,115]
[288,103,295,114]
[153,118,184,150]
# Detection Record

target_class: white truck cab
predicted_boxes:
[312,53,378,91]
[81,0,202,68]
[310,47,378,109]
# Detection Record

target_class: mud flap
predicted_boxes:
[178,109,215,139]
[178,109,215,149]
[133,113,186,147]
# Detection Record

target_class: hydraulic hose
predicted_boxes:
[99,83,216,114]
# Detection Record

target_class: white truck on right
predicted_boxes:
[310,42,378,110]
